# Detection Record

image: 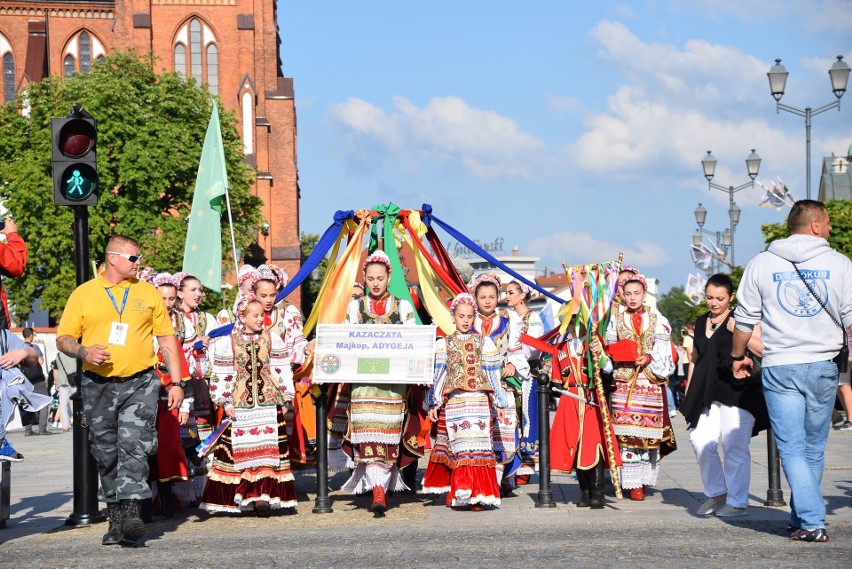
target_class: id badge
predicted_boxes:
[108,321,128,346]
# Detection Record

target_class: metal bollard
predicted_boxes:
[0,461,10,528]
[764,428,786,507]
[312,384,333,514]
[535,371,556,508]
[66,368,104,526]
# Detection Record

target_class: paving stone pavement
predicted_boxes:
[1,418,851,568]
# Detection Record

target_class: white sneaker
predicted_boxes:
[697,494,727,516]
[716,504,748,518]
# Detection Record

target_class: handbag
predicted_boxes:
[792,262,849,374]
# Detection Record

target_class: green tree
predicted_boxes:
[0,51,262,319]
[761,199,852,257]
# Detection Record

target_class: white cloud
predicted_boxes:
[329,95,549,180]
[674,0,852,33]
[526,231,671,268]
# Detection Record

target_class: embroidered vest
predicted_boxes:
[612,308,657,381]
[355,295,403,325]
[443,333,492,395]
[268,300,292,337]
[230,331,285,408]
[478,308,511,365]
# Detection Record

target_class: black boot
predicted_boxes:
[102,502,123,546]
[119,499,145,546]
[576,469,591,508]
[589,463,606,509]
[157,481,174,518]
[140,498,153,523]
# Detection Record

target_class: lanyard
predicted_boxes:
[105,286,130,322]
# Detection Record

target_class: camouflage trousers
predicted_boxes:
[81,369,159,502]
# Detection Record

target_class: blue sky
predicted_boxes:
[277,1,852,293]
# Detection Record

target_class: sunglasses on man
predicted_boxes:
[108,251,142,263]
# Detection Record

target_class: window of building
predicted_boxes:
[63,30,106,76]
[2,53,13,103]
[173,18,218,95]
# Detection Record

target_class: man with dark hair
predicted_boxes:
[733,200,852,542]
[56,235,184,547]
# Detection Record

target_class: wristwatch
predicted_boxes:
[730,353,746,361]
[171,380,189,389]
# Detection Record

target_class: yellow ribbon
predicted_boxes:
[402,211,454,334]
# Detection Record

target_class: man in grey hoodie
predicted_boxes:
[732,200,852,543]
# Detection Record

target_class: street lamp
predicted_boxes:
[767,55,850,199]
[700,149,760,267]
[692,204,732,275]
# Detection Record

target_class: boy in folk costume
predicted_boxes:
[470,273,525,489]
[201,295,298,513]
[604,275,676,501]
[334,250,418,516]
[549,322,622,509]
[423,293,513,510]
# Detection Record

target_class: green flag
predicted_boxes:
[182,104,227,292]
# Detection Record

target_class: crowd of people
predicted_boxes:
[0,199,847,547]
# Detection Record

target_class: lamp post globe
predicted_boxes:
[829,55,850,99]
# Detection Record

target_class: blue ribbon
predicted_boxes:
[201,210,355,346]
[428,213,566,304]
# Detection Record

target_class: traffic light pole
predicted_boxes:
[66,205,104,527]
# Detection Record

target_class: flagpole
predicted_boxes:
[223,183,239,277]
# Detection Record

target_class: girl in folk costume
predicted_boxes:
[201,295,298,513]
[174,273,218,443]
[149,273,194,515]
[216,265,260,325]
[470,273,525,488]
[550,321,621,509]
[339,250,417,516]
[423,294,513,510]
[505,279,544,484]
[252,265,313,465]
[604,275,676,501]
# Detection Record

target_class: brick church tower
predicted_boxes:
[0,0,301,303]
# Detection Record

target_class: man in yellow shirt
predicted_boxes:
[56,235,183,547]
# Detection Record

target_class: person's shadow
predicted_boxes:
[0,491,72,544]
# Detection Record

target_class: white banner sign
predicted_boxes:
[312,323,437,385]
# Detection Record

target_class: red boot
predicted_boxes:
[515,474,531,486]
[629,487,645,501]
[371,485,387,515]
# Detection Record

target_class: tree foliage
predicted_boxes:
[761,199,852,257]
[0,51,262,320]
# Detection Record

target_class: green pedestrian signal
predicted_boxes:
[52,105,98,206]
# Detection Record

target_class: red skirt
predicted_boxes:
[550,392,621,473]
[200,406,297,513]
[150,401,190,483]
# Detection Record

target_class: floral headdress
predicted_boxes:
[152,272,177,288]
[235,294,261,315]
[237,265,260,288]
[172,272,192,289]
[267,263,289,288]
[624,273,648,291]
[137,266,155,283]
[620,265,640,277]
[362,250,392,277]
[470,272,501,294]
[450,293,477,315]
[255,264,278,286]
[509,279,531,297]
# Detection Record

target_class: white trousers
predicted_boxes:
[688,402,755,508]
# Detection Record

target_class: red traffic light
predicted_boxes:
[58,120,96,158]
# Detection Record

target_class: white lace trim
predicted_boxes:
[341,462,409,494]
[452,492,501,507]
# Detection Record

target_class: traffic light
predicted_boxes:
[52,106,98,206]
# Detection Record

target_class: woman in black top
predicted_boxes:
[682,274,767,518]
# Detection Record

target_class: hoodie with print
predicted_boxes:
[734,234,852,367]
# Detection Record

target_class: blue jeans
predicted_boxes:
[762,361,838,530]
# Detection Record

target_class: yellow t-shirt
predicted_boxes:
[57,274,175,378]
